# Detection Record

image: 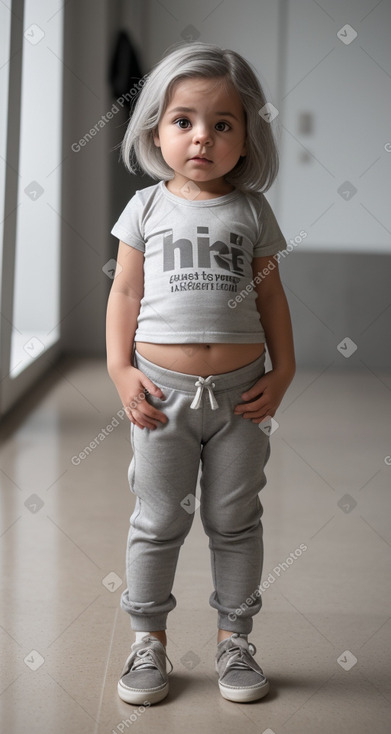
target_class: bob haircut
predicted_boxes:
[121,42,280,193]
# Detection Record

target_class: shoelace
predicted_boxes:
[222,642,258,671]
[190,375,219,410]
[125,643,174,675]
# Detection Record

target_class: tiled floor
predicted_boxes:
[1,356,390,734]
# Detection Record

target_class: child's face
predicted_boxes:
[153,76,247,190]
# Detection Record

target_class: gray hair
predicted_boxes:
[121,42,279,193]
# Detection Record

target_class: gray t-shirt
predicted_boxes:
[111,180,286,344]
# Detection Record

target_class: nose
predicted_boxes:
[192,124,212,146]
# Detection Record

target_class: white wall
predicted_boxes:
[279,0,391,252]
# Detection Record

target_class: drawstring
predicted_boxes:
[190,375,219,410]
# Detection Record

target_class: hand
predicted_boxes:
[110,365,168,430]
[234,369,293,424]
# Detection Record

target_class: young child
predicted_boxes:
[106,41,295,705]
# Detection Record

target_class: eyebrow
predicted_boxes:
[168,106,240,121]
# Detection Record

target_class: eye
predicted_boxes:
[215,121,231,132]
[174,118,191,129]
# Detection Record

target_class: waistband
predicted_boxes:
[133,349,266,393]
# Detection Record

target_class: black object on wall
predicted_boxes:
[109,30,143,109]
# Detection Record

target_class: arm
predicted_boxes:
[106,241,168,429]
[234,256,295,422]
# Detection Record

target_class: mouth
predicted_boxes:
[190,156,213,163]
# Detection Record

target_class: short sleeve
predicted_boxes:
[253,194,286,257]
[110,191,145,252]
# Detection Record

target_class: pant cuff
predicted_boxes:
[120,589,174,630]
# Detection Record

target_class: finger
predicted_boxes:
[234,397,266,414]
[241,405,272,420]
[154,408,168,424]
[125,398,167,427]
[131,409,159,430]
[132,418,146,429]
[134,401,169,429]
[148,405,168,423]
[241,412,268,421]
[131,413,153,430]
[124,407,140,426]
[240,381,266,402]
[141,402,168,424]
[124,406,135,422]
[243,413,270,422]
[126,390,164,416]
[141,375,165,399]
[124,403,151,428]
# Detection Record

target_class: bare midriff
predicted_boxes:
[135,342,265,377]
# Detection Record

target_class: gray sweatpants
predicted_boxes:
[120,349,271,634]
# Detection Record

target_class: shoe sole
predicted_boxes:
[218,679,270,703]
[117,680,169,705]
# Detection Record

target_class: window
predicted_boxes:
[0,0,64,416]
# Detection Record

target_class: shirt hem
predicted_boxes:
[253,242,286,257]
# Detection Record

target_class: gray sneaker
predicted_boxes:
[215,633,270,702]
[118,635,174,705]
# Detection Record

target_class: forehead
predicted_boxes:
[166,76,244,114]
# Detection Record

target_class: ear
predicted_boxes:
[153,129,160,147]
